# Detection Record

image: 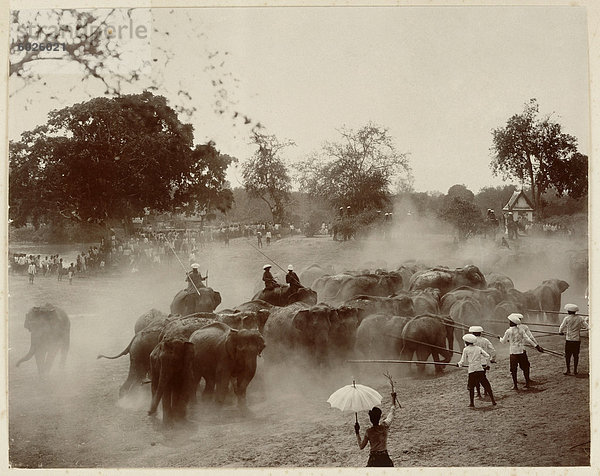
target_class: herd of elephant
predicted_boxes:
[15,262,570,427]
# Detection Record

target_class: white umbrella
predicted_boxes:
[327,380,383,423]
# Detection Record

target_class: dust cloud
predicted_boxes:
[7,221,587,466]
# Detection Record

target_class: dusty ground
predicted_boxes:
[7,232,590,468]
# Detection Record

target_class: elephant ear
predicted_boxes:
[557,280,570,293]
[292,310,311,332]
[214,291,222,307]
[225,328,240,359]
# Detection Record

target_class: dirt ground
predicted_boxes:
[7,233,591,468]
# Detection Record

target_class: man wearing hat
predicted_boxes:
[499,313,544,389]
[457,334,497,407]
[262,264,279,291]
[285,264,303,294]
[469,325,496,398]
[559,304,589,375]
[186,263,207,292]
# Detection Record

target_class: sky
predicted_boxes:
[8,6,590,194]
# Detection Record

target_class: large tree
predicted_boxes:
[439,185,482,241]
[241,131,294,224]
[490,99,585,216]
[9,91,233,233]
[297,123,411,212]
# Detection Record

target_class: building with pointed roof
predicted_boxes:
[503,190,534,222]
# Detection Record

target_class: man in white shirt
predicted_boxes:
[559,303,589,375]
[457,334,497,407]
[499,313,544,390]
[469,325,496,398]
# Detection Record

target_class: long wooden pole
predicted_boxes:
[525,309,588,317]
[386,334,462,355]
[348,360,460,366]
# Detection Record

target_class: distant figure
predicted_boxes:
[257,231,263,248]
[266,231,272,246]
[262,264,279,290]
[559,304,589,375]
[67,263,75,284]
[27,261,36,284]
[355,395,398,467]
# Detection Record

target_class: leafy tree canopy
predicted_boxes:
[9,91,233,230]
[439,185,482,240]
[241,131,294,224]
[297,123,411,212]
[490,98,585,216]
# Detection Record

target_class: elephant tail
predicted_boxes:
[97,335,134,360]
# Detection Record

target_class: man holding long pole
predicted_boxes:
[559,303,589,375]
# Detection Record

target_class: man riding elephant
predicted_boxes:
[285,264,303,294]
[262,264,279,291]
[186,263,207,292]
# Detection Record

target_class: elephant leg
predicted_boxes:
[120,358,144,398]
[44,346,59,374]
[234,377,250,408]
[60,335,70,367]
[202,376,216,400]
[215,371,232,405]
[35,351,45,376]
[416,347,429,373]
[431,351,444,374]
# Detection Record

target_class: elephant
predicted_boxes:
[400,314,457,374]
[488,300,523,335]
[327,305,360,362]
[410,288,441,315]
[440,286,504,317]
[98,324,164,397]
[148,338,195,426]
[263,302,340,364]
[16,304,70,376]
[343,294,415,324]
[189,322,265,409]
[528,279,570,322]
[332,271,404,303]
[396,263,426,290]
[505,288,538,311]
[408,265,486,296]
[159,313,218,341]
[299,263,336,289]
[485,272,515,292]
[170,287,222,315]
[312,273,355,302]
[252,285,317,307]
[134,308,169,333]
[233,299,274,314]
[448,296,483,331]
[355,314,413,359]
[218,310,269,334]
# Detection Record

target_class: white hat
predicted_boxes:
[263,264,271,270]
[469,326,484,333]
[191,263,200,269]
[288,264,294,271]
[564,303,579,313]
[507,313,522,324]
[463,334,477,344]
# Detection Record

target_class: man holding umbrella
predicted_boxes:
[354,393,398,467]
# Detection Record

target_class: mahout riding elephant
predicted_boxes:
[528,279,570,322]
[355,314,413,359]
[189,322,265,409]
[148,337,195,426]
[170,287,222,315]
[410,288,441,315]
[485,272,515,292]
[343,294,414,324]
[16,304,70,376]
[263,302,340,364]
[252,285,317,307]
[332,271,404,303]
[400,314,457,374]
[134,308,169,333]
[299,264,336,289]
[408,265,486,296]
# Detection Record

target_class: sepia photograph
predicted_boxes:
[4,1,596,472]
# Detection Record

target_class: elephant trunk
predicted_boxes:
[16,343,35,367]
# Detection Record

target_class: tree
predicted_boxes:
[297,123,411,212]
[9,91,233,234]
[10,9,261,129]
[241,132,294,224]
[490,99,583,216]
[474,185,517,215]
[439,185,482,240]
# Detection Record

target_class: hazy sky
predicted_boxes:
[9,6,590,193]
